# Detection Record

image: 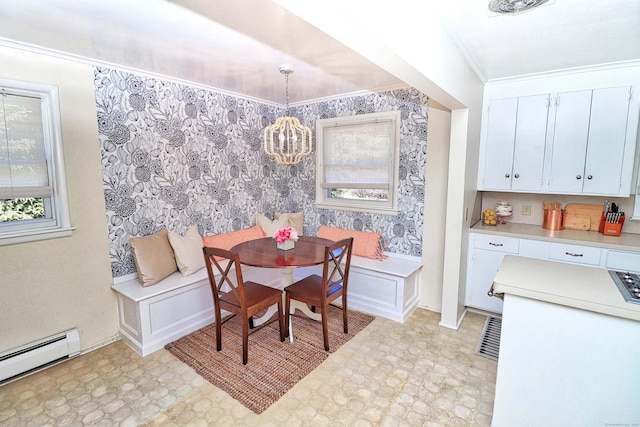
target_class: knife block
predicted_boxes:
[601,214,625,236]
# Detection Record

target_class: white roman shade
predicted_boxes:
[0,93,51,200]
[321,119,395,190]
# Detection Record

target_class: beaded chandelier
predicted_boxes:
[263,66,312,165]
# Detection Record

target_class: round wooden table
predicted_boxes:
[230,236,333,268]
[231,236,334,334]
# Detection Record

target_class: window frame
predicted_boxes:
[315,110,401,215]
[0,78,73,246]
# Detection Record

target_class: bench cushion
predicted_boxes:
[129,228,178,287]
[202,225,265,252]
[317,225,386,260]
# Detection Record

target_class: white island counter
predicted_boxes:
[491,255,640,427]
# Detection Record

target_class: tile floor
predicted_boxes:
[0,309,497,426]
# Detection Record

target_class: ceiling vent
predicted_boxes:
[488,0,550,14]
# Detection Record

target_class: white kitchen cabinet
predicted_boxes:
[547,86,632,195]
[465,234,519,313]
[466,231,638,314]
[480,94,549,192]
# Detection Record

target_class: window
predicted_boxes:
[315,111,400,214]
[0,79,72,245]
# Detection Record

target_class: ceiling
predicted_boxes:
[0,0,639,105]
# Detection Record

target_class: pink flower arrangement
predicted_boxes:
[273,226,299,244]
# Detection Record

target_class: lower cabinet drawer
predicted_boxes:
[473,234,519,254]
[606,251,640,273]
[548,243,602,266]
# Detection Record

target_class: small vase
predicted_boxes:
[276,239,295,250]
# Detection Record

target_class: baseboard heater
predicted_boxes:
[0,328,81,384]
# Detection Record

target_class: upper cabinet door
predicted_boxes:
[582,86,631,194]
[481,97,518,190]
[511,94,549,192]
[480,95,548,191]
[547,90,592,193]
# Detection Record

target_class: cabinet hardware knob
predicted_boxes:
[587,175,593,180]
[489,242,504,247]
[514,174,519,178]
[565,252,583,257]
[576,175,582,180]
[505,174,510,178]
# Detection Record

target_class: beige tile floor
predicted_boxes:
[0,309,497,426]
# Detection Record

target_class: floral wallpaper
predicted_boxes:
[94,67,428,279]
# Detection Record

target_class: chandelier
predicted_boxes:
[263,66,312,165]
[488,0,549,14]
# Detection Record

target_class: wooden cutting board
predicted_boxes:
[564,204,603,231]
[563,213,590,230]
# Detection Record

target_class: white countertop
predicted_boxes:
[493,255,640,322]
[471,222,640,251]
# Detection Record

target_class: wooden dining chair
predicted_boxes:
[203,247,285,365]
[284,237,354,351]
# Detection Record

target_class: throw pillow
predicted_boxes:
[255,213,289,237]
[317,225,387,260]
[129,228,178,287]
[202,225,265,251]
[168,224,205,277]
[274,211,304,236]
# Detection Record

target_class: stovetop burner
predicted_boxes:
[609,271,640,305]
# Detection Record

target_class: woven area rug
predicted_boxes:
[165,305,375,414]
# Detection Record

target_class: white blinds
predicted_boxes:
[0,93,51,199]
[321,119,394,189]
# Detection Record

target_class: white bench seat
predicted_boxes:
[111,265,281,356]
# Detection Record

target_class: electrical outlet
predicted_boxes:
[522,203,532,216]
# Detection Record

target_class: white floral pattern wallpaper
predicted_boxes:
[94,67,428,279]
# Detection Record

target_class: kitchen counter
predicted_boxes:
[493,255,640,321]
[471,221,640,251]
[491,255,640,426]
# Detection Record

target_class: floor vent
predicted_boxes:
[0,328,80,385]
[475,316,501,361]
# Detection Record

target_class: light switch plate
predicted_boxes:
[522,203,532,216]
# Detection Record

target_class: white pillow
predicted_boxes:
[255,213,289,237]
[275,211,304,236]
[168,225,205,276]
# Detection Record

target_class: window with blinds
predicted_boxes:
[0,80,72,245]
[316,110,400,214]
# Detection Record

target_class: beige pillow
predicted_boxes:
[255,213,289,237]
[129,228,178,287]
[168,225,205,276]
[275,211,304,236]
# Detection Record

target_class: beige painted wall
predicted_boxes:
[0,46,117,353]
[421,107,451,311]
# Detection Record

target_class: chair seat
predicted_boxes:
[285,275,342,305]
[220,281,282,308]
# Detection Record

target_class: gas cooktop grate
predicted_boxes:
[475,316,502,361]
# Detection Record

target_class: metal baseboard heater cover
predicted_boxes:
[0,328,81,383]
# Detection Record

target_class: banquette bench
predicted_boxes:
[111,222,423,356]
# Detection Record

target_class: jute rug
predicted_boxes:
[165,305,375,414]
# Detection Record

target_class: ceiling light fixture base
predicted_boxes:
[488,0,550,14]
